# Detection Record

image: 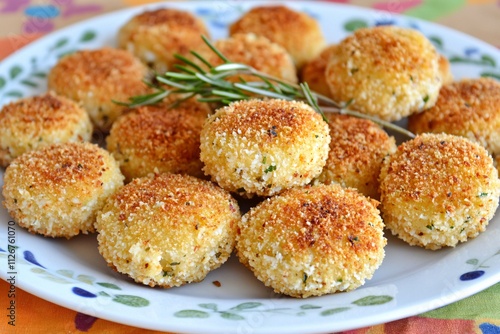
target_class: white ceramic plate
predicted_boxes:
[1,1,499,333]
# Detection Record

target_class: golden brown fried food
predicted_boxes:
[200,99,330,197]
[325,26,442,121]
[0,92,92,167]
[379,133,500,250]
[106,101,210,182]
[236,183,386,298]
[315,114,396,199]
[117,8,209,73]
[48,48,149,131]
[2,142,124,238]
[300,44,337,97]
[229,5,325,69]
[96,173,240,287]
[408,78,500,155]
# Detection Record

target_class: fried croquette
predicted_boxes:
[47,47,150,131]
[2,142,124,238]
[117,8,209,73]
[199,99,330,197]
[0,92,92,167]
[236,183,386,298]
[325,26,442,121]
[315,114,396,199]
[408,78,500,156]
[106,101,210,182]
[379,133,500,250]
[193,33,298,83]
[300,45,337,97]
[229,5,326,69]
[96,173,240,288]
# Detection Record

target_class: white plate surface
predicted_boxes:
[1,1,500,333]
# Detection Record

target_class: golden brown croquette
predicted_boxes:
[236,183,386,298]
[117,8,209,73]
[315,114,396,199]
[300,45,337,97]
[379,133,500,250]
[438,54,453,85]
[229,5,325,69]
[96,173,240,288]
[106,101,210,182]
[408,78,500,156]
[47,47,150,131]
[199,99,330,197]
[0,92,92,167]
[192,33,298,83]
[325,26,442,121]
[2,142,124,238]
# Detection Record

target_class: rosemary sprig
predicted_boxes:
[119,35,415,139]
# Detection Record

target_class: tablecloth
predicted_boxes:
[0,0,499,333]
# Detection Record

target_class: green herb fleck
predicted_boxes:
[264,165,277,173]
[170,262,180,266]
[479,192,488,197]
[423,95,430,103]
[426,224,434,230]
[262,156,267,164]
[303,273,308,284]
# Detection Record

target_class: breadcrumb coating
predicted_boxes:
[200,99,330,197]
[96,173,240,288]
[106,101,210,182]
[408,78,500,156]
[379,133,500,250]
[47,47,149,131]
[117,8,209,73]
[2,142,124,238]
[301,45,337,97]
[229,5,326,69]
[315,114,396,199]
[0,92,92,167]
[236,183,386,298]
[325,26,442,121]
[438,54,453,85]
[192,33,297,83]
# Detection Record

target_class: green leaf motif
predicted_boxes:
[300,304,322,310]
[220,312,245,320]
[77,274,95,285]
[10,66,22,79]
[481,72,500,80]
[97,282,121,290]
[6,90,23,98]
[449,56,495,67]
[466,259,479,266]
[53,38,69,49]
[199,303,218,311]
[344,19,368,32]
[98,291,111,297]
[20,79,37,88]
[174,310,210,318]
[56,269,74,278]
[352,295,393,306]
[428,36,443,49]
[80,30,97,42]
[31,267,47,274]
[481,55,496,67]
[230,302,263,311]
[112,295,150,307]
[0,76,6,90]
[320,307,350,316]
[33,72,47,78]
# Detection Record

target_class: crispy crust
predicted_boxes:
[325,26,442,121]
[106,102,209,181]
[408,78,500,155]
[315,114,396,199]
[300,44,337,97]
[193,33,298,83]
[200,99,330,197]
[236,183,386,298]
[379,133,500,250]
[117,8,209,73]
[229,5,325,69]
[0,92,92,167]
[47,48,149,131]
[2,142,124,238]
[96,173,240,287]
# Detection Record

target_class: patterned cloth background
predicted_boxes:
[0,0,499,333]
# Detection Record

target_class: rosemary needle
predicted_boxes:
[118,35,415,139]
